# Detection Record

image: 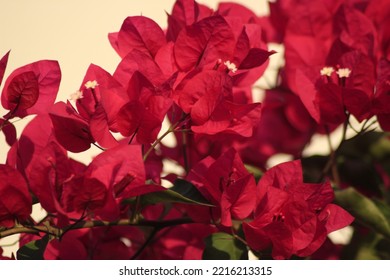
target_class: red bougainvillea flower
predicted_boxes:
[0,51,10,88]
[216,3,276,87]
[44,229,89,260]
[49,101,95,153]
[0,118,17,146]
[81,144,146,201]
[140,224,217,260]
[243,160,354,259]
[166,0,213,42]
[61,144,166,221]
[109,16,166,59]
[0,164,32,228]
[187,148,256,227]
[44,226,144,260]
[26,140,82,215]
[294,55,373,127]
[173,14,274,77]
[175,69,261,136]
[274,1,378,129]
[113,49,171,91]
[71,64,129,148]
[365,0,390,60]
[174,15,236,72]
[372,59,390,131]
[6,114,59,179]
[1,60,61,119]
[116,71,173,144]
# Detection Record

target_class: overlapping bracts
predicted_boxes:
[0,0,372,259]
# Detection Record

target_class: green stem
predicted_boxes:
[320,114,350,184]
[0,218,194,239]
[143,114,188,161]
[130,228,159,260]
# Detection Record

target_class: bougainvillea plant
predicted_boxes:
[1,0,390,260]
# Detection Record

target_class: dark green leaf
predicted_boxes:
[121,179,213,207]
[301,155,328,183]
[203,232,247,260]
[16,234,49,260]
[139,188,213,206]
[373,199,390,222]
[170,179,211,204]
[335,188,390,240]
[244,164,263,182]
[375,238,390,259]
[338,131,385,158]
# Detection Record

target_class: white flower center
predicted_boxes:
[336,68,351,78]
[84,80,99,89]
[223,60,237,73]
[320,66,334,77]
[69,90,83,101]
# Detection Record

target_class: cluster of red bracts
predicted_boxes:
[5,0,389,259]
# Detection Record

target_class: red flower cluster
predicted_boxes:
[0,0,360,260]
[243,160,353,260]
[264,0,390,131]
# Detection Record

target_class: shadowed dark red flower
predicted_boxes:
[49,102,95,153]
[44,229,88,260]
[174,15,236,71]
[1,60,61,119]
[116,71,173,144]
[187,148,256,227]
[373,59,390,131]
[0,118,16,146]
[140,223,217,260]
[26,141,80,214]
[0,164,32,228]
[44,226,144,260]
[71,64,130,148]
[176,69,261,136]
[243,160,354,259]
[83,144,146,202]
[6,114,58,180]
[166,0,213,42]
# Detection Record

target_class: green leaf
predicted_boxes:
[338,131,385,158]
[16,234,49,260]
[139,188,213,206]
[335,188,390,240]
[244,164,263,181]
[122,179,213,207]
[170,179,211,204]
[375,238,390,259]
[203,232,247,260]
[372,199,390,222]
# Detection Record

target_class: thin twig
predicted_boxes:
[0,218,194,239]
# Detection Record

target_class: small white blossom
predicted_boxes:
[320,66,334,77]
[336,68,351,78]
[84,80,99,89]
[69,90,83,101]
[224,60,238,73]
